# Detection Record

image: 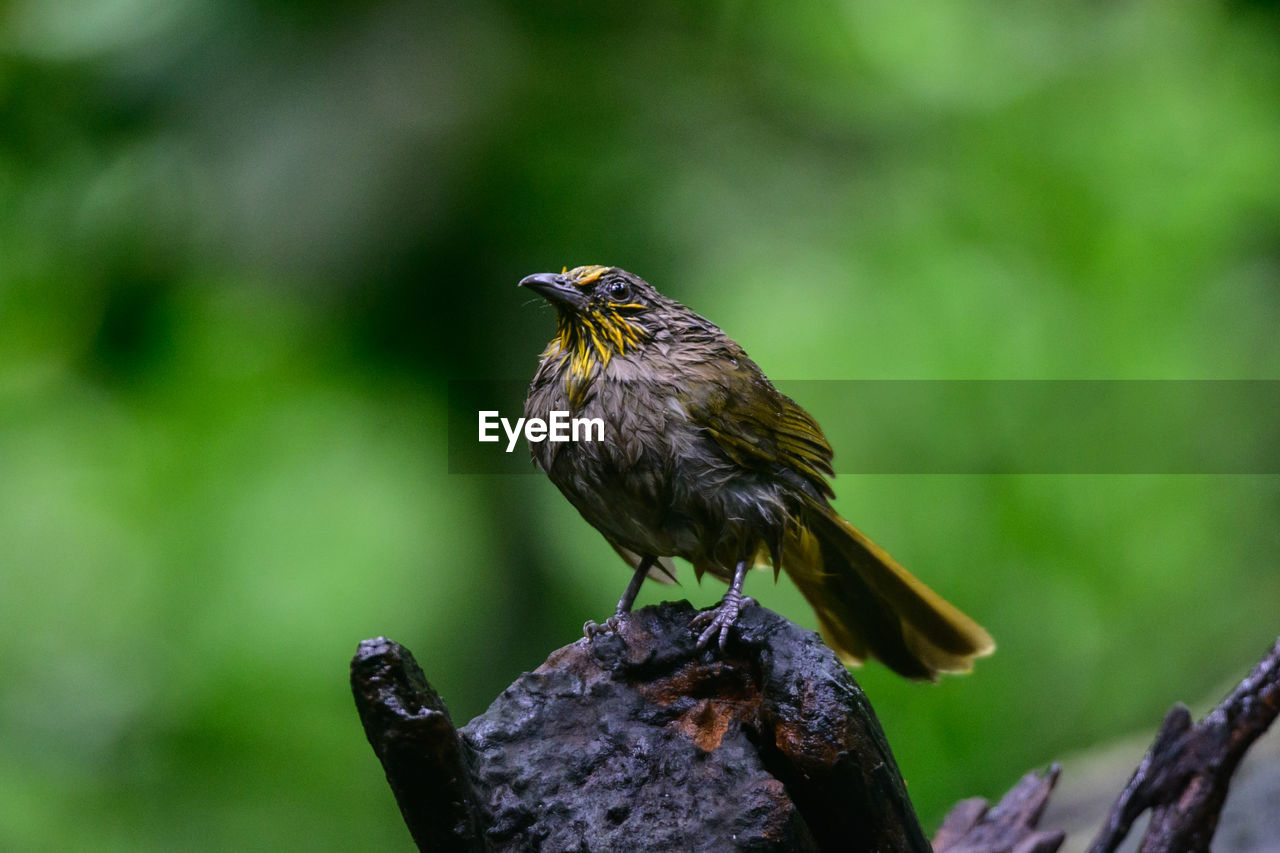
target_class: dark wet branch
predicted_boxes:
[352,602,934,852]
[352,611,1278,853]
[933,766,1065,853]
[1088,637,1280,853]
[350,637,483,853]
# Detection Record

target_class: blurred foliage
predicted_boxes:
[2,0,1279,849]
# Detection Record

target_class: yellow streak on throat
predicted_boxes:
[552,310,642,409]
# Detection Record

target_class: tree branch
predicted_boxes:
[350,637,483,853]
[1088,637,1280,853]
[933,766,1065,853]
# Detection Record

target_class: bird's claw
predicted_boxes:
[692,593,756,653]
[583,613,626,641]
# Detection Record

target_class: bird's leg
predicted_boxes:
[584,555,655,640]
[692,559,756,653]
[614,555,655,616]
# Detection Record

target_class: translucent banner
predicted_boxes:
[447,380,1280,475]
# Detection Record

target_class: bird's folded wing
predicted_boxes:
[678,358,835,500]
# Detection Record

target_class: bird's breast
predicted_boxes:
[524,347,792,564]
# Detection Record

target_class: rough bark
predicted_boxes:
[933,766,1067,853]
[352,607,1279,853]
[350,637,484,852]
[1088,637,1280,853]
[353,601,932,852]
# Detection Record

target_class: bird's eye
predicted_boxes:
[606,280,632,302]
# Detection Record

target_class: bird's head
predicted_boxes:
[519,265,664,374]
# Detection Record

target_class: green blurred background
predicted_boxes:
[3,1,1279,849]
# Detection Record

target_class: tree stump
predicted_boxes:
[352,601,932,852]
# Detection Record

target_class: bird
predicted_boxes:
[519,265,994,679]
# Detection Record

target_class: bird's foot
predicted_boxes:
[583,613,626,641]
[692,592,756,653]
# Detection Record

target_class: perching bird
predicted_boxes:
[519,265,994,679]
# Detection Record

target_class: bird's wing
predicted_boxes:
[679,355,835,499]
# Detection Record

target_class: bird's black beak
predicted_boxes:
[519,272,588,312]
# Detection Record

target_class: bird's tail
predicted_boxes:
[782,504,995,680]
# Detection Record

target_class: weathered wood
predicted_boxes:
[350,637,483,853]
[353,612,1279,853]
[1088,637,1280,853]
[353,601,933,852]
[933,766,1066,853]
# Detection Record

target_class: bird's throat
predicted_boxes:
[544,310,641,410]
[552,312,640,373]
